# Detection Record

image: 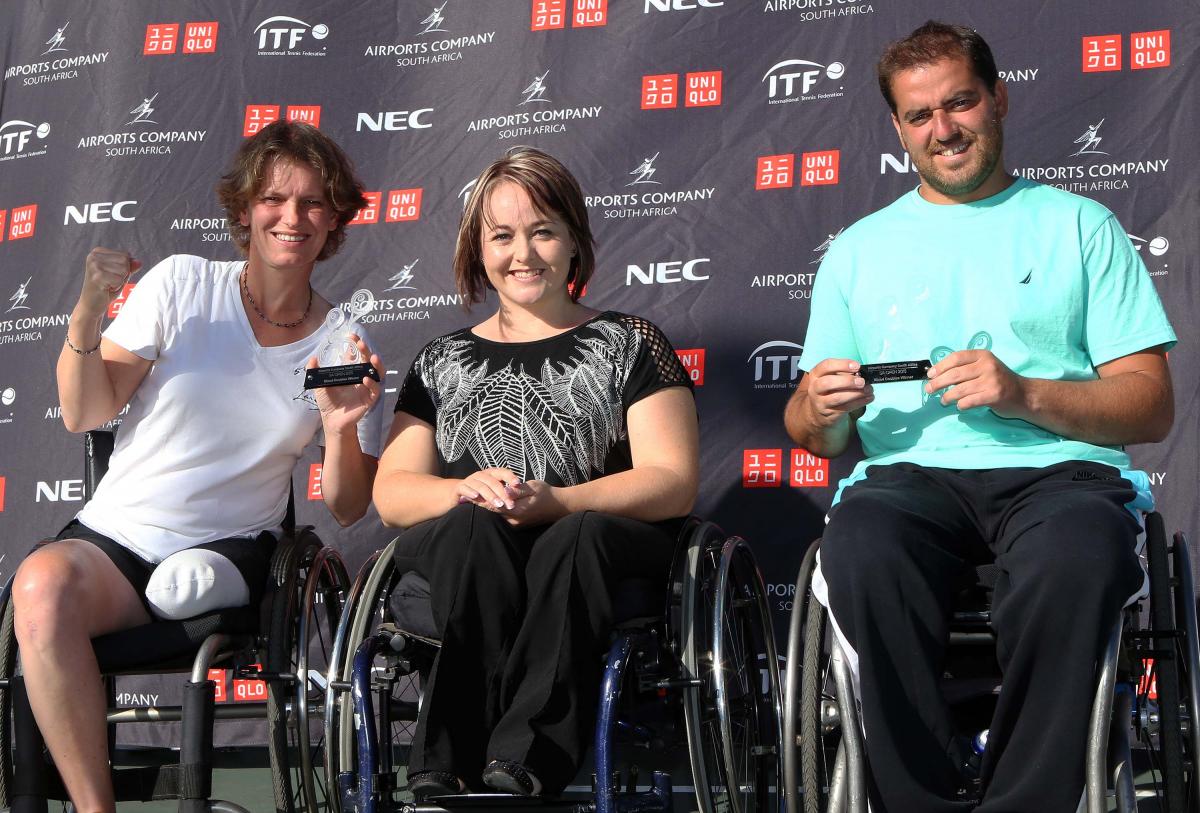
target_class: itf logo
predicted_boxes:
[143,22,219,55]
[0,119,50,161]
[243,105,321,136]
[532,0,608,31]
[253,16,328,55]
[640,72,722,109]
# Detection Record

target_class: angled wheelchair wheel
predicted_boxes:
[1142,516,1199,813]
[711,537,783,813]
[266,529,349,813]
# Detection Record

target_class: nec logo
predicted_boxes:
[348,190,423,225]
[2,205,38,242]
[626,258,710,285]
[532,0,608,30]
[880,152,918,174]
[36,479,85,502]
[243,105,321,136]
[255,16,328,51]
[64,201,137,225]
[676,348,705,386]
[144,22,219,55]
[355,109,433,132]
[645,0,723,10]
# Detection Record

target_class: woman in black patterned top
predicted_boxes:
[373,148,699,799]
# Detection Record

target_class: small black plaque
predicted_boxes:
[304,362,380,389]
[858,360,932,384]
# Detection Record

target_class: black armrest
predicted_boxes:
[84,429,115,501]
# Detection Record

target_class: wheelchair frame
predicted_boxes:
[780,513,1200,813]
[323,518,784,813]
[0,430,347,813]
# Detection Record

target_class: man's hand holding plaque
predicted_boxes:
[304,289,382,389]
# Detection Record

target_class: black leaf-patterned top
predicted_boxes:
[395,312,693,486]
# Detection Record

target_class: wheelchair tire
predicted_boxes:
[266,529,347,813]
[711,536,784,813]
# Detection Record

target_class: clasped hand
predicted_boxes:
[456,468,563,527]
[926,349,1027,416]
[307,333,382,433]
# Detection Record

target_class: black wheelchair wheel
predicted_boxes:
[331,539,428,808]
[711,537,784,813]
[0,584,16,808]
[676,520,726,813]
[267,530,347,813]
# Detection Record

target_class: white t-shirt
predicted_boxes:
[76,255,384,562]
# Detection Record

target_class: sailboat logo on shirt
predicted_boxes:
[1018,270,1032,284]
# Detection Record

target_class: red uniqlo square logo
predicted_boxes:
[0,477,6,512]
[641,74,678,109]
[756,154,794,190]
[1131,30,1170,70]
[685,71,722,107]
[349,192,381,225]
[208,668,227,702]
[532,0,567,30]
[573,0,607,27]
[286,105,321,127]
[801,150,840,186]
[789,449,829,488]
[108,283,136,318]
[8,205,36,241]
[1140,659,1158,700]
[1082,35,1122,72]
[183,22,219,54]
[386,188,423,222]
[143,23,179,55]
[676,348,705,386]
[243,105,280,137]
[0,210,7,242]
[743,449,783,488]
[307,464,323,500]
[232,664,267,702]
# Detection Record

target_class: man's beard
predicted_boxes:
[912,119,1004,198]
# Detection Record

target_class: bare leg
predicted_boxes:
[12,539,152,813]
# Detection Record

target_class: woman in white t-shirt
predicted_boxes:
[11,121,385,813]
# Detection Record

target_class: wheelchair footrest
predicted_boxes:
[110,763,212,802]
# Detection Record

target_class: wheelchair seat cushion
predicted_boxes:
[91,605,259,673]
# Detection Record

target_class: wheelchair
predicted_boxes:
[322,517,784,813]
[781,512,1200,813]
[0,430,348,813]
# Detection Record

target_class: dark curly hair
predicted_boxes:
[877,21,1000,115]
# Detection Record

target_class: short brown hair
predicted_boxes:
[453,147,596,307]
[216,120,368,261]
[877,21,999,115]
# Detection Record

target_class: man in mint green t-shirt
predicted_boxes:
[785,21,1175,813]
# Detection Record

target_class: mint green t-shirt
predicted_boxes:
[799,178,1176,505]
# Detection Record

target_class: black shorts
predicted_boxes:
[52,520,276,617]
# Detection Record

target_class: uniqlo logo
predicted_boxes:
[789,449,829,488]
[743,449,782,488]
[183,22,219,54]
[386,188,423,222]
[0,476,6,512]
[801,150,840,186]
[1082,35,1122,72]
[685,71,722,107]
[232,663,267,701]
[349,192,381,225]
[307,464,323,500]
[756,154,794,190]
[108,283,136,318]
[208,668,227,703]
[676,348,705,386]
[641,74,678,109]
[532,0,566,30]
[8,205,37,241]
[243,105,280,137]
[143,23,179,55]
[286,105,321,127]
[1140,659,1158,700]
[0,210,6,242]
[1131,30,1170,70]
[573,0,607,27]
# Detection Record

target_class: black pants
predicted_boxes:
[820,461,1144,813]
[392,503,679,793]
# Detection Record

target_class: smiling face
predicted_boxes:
[479,180,577,313]
[238,157,337,274]
[890,56,1009,204]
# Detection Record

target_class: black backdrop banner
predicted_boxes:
[1,1,1195,747]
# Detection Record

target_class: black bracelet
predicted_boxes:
[64,323,102,355]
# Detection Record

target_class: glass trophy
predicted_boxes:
[303,289,381,388]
